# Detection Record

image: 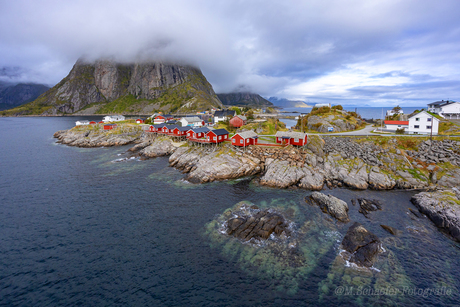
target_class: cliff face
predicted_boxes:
[0,82,50,111]
[217,92,273,107]
[4,59,222,115]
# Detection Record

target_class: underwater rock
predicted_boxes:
[356,198,383,218]
[380,224,400,236]
[341,222,382,267]
[226,209,291,242]
[205,200,341,294]
[306,192,350,223]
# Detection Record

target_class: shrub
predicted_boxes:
[332,105,343,110]
[395,128,405,134]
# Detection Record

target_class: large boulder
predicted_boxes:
[341,222,382,267]
[343,166,368,190]
[368,168,396,190]
[298,167,325,190]
[226,207,291,242]
[411,190,460,242]
[306,192,349,222]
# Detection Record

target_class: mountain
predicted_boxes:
[3,59,223,115]
[0,82,50,111]
[217,92,273,108]
[268,97,312,108]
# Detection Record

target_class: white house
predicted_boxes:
[75,120,90,126]
[408,111,439,135]
[427,100,460,119]
[213,109,236,124]
[103,115,125,122]
[179,116,204,127]
[384,120,408,131]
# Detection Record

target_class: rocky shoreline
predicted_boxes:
[54,127,460,242]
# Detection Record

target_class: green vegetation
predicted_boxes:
[243,118,288,135]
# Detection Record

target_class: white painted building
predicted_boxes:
[75,120,90,126]
[213,110,236,124]
[179,116,204,127]
[384,120,408,131]
[102,115,125,122]
[408,111,439,135]
[427,100,460,119]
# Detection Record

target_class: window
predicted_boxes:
[240,139,243,144]
[218,136,221,140]
[427,126,432,129]
[414,125,419,129]
[232,139,235,143]
[398,125,401,127]
[224,135,227,139]
[427,118,432,122]
[415,118,420,121]
[294,138,299,142]
[213,137,216,141]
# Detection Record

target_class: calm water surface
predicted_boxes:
[0,117,459,306]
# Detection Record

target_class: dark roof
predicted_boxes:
[165,125,180,130]
[178,126,192,132]
[152,123,167,128]
[428,100,455,107]
[214,109,236,117]
[191,127,210,133]
[208,128,229,136]
[166,120,177,124]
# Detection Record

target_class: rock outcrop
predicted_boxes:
[356,198,383,218]
[169,145,261,183]
[53,126,142,147]
[306,192,350,222]
[341,222,382,267]
[139,137,177,158]
[411,189,460,242]
[225,206,291,242]
[7,58,223,115]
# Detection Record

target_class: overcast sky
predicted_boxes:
[1,0,459,106]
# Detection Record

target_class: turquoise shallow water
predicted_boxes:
[0,117,459,306]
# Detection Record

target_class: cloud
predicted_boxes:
[0,0,460,105]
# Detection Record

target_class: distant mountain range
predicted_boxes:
[0,82,50,111]
[3,58,222,116]
[268,97,312,108]
[217,92,273,108]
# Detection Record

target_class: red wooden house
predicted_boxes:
[89,121,97,125]
[103,124,117,130]
[98,121,104,124]
[153,114,173,124]
[206,129,229,143]
[231,130,258,147]
[172,126,192,137]
[136,118,147,124]
[186,127,210,140]
[229,115,247,128]
[275,131,307,146]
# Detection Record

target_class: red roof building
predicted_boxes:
[229,115,247,128]
[231,131,258,147]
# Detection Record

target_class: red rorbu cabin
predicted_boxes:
[275,131,307,146]
[103,124,117,130]
[206,129,229,143]
[187,127,210,140]
[98,121,104,124]
[89,121,97,125]
[231,131,258,147]
[229,115,247,128]
[136,118,146,124]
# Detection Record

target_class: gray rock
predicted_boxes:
[411,190,460,242]
[306,192,349,222]
[341,222,382,267]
